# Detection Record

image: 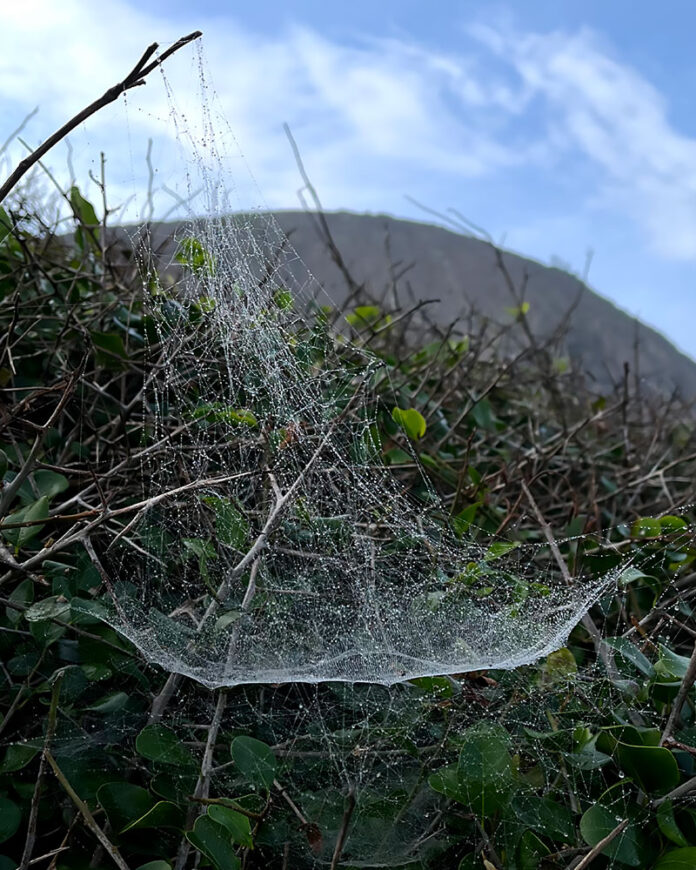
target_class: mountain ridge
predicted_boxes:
[114,209,696,400]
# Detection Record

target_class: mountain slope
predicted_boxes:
[117,210,696,399]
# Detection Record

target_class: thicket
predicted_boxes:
[1,172,696,870]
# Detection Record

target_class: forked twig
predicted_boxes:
[0,31,202,204]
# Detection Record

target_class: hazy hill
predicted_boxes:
[116,210,696,400]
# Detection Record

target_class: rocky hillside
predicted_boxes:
[115,210,696,400]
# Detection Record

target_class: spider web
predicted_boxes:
[86,45,616,689]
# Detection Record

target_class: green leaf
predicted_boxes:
[655,646,693,680]
[6,577,33,625]
[91,331,128,364]
[0,797,21,843]
[122,800,184,832]
[182,537,217,583]
[24,596,70,623]
[136,724,197,768]
[430,724,514,814]
[208,805,253,847]
[655,848,696,869]
[382,447,412,465]
[70,185,99,229]
[539,648,577,684]
[657,800,690,847]
[0,743,38,773]
[452,503,479,538]
[603,637,655,677]
[204,497,248,549]
[518,830,550,869]
[136,864,172,870]
[70,186,100,254]
[273,289,293,310]
[660,516,688,532]
[579,805,641,866]
[36,469,69,500]
[391,407,426,440]
[231,736,277,791]
[513,795,574,842]
[187,815,240,870]
[631,517,662,538]
[98,782,154,832]
[483,541,520,561]
[2,496,50,548]
[346,305,381,327]
[616,742,680,794]
[176,237,215,274]
[505,301,531,317]
[87,691,129,713]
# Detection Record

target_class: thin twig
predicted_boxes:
[572,818,629,870]
[329,785,356,870]
[661,638,696,745]
[18,670,63,870]
[45,750,131,870]
[521,480,617,678]
[0,32,202,204]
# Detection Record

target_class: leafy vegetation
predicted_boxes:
[0,179,696,870]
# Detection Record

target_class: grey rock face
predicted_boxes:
[108,210,696,400]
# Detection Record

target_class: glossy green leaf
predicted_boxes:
[2,496,49,548]
[631,517,662,538]
[518,829,550,869]
[654,848,696,869]
[655,646,692,680]
[0,743,39,773]
[136,724,197,768]
[657,800,690,847]
[208,805,253,848]
[483,541,520,561]
[24,595,70,623]
[0,797,21,843]
[231,736,277,791]
[603,637,655,677]
[580,805,641,866]
[616,742,680,794]
[87,691,129,713]
[98,782,154,832]
[187,815,240,870]
[391,406,426,440]
[540,648,577,684]
[91,331,128,362]
[430,724,514,814]
[204,497,248,549]
[513,795,574,842]
[122,800,184,832]
[176,237,214,273]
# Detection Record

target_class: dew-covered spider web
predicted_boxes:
[88,46,618,689]
[8,37,696,870]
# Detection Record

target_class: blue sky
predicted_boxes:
[2,1,695,358]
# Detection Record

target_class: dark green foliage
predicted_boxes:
[0,186,695,870]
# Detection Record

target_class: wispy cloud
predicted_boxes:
[2,2,696,267]
[468,20,696,260]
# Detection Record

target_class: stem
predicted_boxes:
[661,638,696,745]
[0,32,202,204]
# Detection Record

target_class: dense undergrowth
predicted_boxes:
[1,184,696,870]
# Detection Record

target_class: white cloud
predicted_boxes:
[0,2,539,221]
[2,3,696,268]
[469,21,696,260]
